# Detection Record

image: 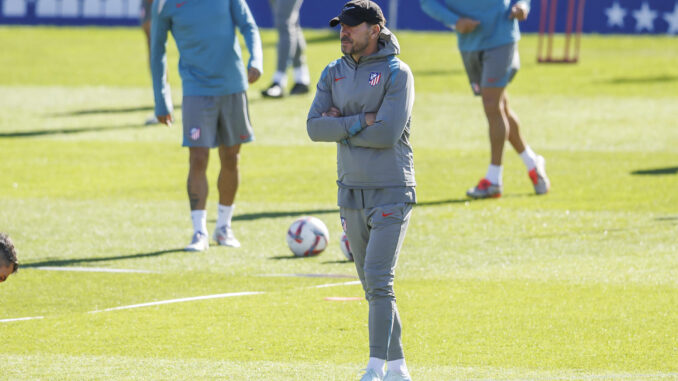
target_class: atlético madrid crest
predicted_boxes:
[368,72,381,86]
[190,127,201,141]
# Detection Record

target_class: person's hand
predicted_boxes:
[322,107,342,118]
[248,67,261,84]
[157,114,173,127]
[455,18,480,33]
[365,112,377,126]
[509,3,529,21]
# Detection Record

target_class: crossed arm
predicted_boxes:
[307,64,414,149]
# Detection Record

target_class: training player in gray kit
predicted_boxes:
[307,1,415,380]
[261,0,310,98]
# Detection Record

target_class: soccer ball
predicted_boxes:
[340,232,354,261]
[286,216,330,257]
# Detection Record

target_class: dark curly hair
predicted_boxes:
[0,233,18,273]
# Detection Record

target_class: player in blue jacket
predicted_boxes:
[420,0,550,199]
[151,0,263,251]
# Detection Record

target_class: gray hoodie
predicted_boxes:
[307,27,416,192]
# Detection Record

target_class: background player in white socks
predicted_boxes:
[150,0,263,251]
[420,0,550,198]
[261,0,311,98]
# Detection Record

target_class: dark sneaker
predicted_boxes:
[261,83,284,98]
[289,83,309,95]
[466,178,502,199]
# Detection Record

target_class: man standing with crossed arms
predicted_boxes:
[308,1,415,380]
[420,0,550,199]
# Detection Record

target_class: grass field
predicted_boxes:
[0,26,677,380]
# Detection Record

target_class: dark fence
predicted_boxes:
[1,0,677,34]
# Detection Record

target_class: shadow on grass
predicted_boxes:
[417,198,469,206]
[21,248,185,268]
[604,75,678,84]
[631,166,678,176]
[53,105,157,116]
[322,259,353,264]
[268,255,305,260]
[411,68,463,77]
[226,199,475,223]
[0,124,149,138]
[232,208,338,222]
[656,216,678,222]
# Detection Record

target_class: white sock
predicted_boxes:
[485,164,503,185]
[366,357,385,378]
[216,204,234,228]
[191,210,207,235]
[387,358,409,376]
[520,145,538,170]
[272,71,287,87]
[293,65,310,85]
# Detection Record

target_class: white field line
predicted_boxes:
[90,281,360,314]
[36,266,156,274]
[309,280,362,288]
[89,291,265,313]
[0,316,44,323]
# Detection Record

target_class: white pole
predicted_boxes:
[388,0,398,30]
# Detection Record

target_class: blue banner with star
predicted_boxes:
[1,0,677,35]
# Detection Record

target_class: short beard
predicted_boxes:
[341,35,370,57]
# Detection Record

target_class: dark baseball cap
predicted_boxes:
[329,0,386,27]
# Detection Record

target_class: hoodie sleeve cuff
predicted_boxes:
[348,114,366,137]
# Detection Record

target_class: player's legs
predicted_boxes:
[183,96,220,209]
[187,147,210,211]
[184,147,211,251]
[504,94,550,194]
[466,44,517,198]
[182,96,220,250]
[274,0,302,75]
[289,11,310,95]
[479,43,517,167]
[504,95,526,154]
[212,93,253,246]
[217,144,240,207]
[291,13,306,69]
[481,86,509,167]
[263,0,308,97]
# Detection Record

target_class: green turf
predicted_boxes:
[0,26,677,380]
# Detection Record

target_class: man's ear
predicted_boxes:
[371,24,381,39]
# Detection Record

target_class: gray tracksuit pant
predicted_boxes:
[269,0,306,73]
[340,191,414,360]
